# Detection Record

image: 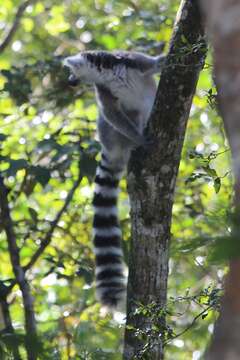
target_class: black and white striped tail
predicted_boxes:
[92,153,126,307]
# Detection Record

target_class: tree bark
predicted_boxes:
[0,298,22,359]
[200,1,240,359]
[123,1,206,359]
[0,282,22,359]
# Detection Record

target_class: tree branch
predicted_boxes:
[0,281,22,358]
[0,291,22,359]
[0,176,37,360]
[0,0,36,54]
[0,282,13,333]
[124,1,206,359]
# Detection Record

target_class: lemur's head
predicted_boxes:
[64,51,127,86]
[64,50,145,87]
[63,53,91,86]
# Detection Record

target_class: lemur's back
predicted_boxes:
[64,50,165,307]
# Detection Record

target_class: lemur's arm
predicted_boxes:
[96,85,146,146]
[146,54,166,75]
[129,53,166,76]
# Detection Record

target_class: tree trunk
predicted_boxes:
[200,1,240,359]
[123,1,206,359]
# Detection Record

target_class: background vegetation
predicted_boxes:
[0,0,231,358]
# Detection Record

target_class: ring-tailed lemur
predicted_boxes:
[64,50,165,307]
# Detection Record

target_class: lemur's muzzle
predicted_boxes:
[68,74,79,87]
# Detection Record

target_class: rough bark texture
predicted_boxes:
[200,1,240,359]
[123,1,206,359]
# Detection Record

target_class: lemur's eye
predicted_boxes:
[68,74,79,87]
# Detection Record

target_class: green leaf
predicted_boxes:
[0,133,8,142]
[188,150,204,159]
[30,166,51,186]
[214,177,221,193]
[79,153,98,181]
[28,207,38,223]
[185,172,205,183]
[202,312,208,319]
[202,166,217,178]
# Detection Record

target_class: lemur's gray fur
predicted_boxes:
[64,50,165,306]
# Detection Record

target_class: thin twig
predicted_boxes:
[164,305,213,345]
[0,0,36,53]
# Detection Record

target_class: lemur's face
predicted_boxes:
[64,53,90,86]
